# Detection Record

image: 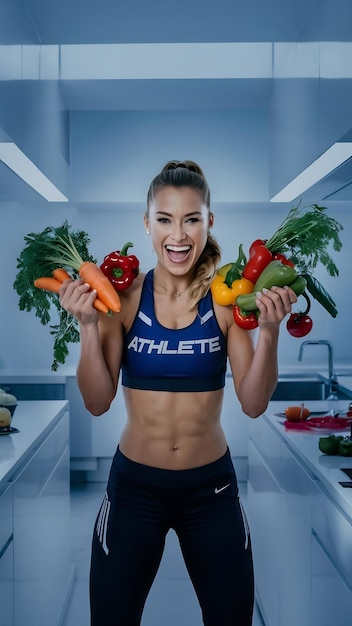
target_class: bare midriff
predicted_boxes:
[118,387,227,470]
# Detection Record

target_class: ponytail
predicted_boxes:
[190,232,221,306]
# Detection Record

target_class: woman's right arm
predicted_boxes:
[59,279,124,416]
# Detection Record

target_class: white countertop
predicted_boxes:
[0,369,73,384]
[335,376,352,397]
[264,399,352,520]
[0,400,69,484]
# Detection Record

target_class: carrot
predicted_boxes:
[53,266,114,314]
[34,275,110,315]
[79,262,121,313]
[53,268,72,282]
[34,277,62,292]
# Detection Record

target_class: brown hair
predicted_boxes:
[146,160,221,304]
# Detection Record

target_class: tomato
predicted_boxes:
[272,252,295,267]
[285,406,310,422]
[286,313,313,337]
[233,306,259,330]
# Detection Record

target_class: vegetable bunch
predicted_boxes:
[14,221,121,370]
[212,202,343,331]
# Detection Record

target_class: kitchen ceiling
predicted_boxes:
[1,0,352,207]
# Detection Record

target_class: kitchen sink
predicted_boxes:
[271,379,329,401]
[271,372,352,401]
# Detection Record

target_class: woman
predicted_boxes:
[60,160,296,626]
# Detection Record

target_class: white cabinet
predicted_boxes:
[0,484,14,626]
[13,411,72,626]
[311,530,352,626]
[247,417,316,626]
[247,413,352,626]
[311,482,352,626]
[246,439,281,626]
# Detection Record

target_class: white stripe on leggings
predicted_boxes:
[238,497,250,550]
[96,492,111,555]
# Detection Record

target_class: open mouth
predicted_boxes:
[165,245,191,262]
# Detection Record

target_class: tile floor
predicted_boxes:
[62,480,264,626]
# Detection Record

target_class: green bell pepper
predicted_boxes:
[319,435,344,455]
[235,261,303,311]
[338,437,352,457]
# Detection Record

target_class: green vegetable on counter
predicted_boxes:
[318,435,344,455]
[338,437,352,457]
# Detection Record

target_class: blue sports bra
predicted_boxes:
[121,270,227,392]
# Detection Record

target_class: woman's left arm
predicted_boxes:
[226,285,297,418]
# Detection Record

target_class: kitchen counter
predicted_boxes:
[0,400,73,626]
[264,399,352,519]
[334,376,352,398]
[0,400,69,484]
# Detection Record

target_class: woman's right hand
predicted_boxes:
[59,279,99,326]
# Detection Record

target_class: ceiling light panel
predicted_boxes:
[270,142,352,202]
[0,142,68,202]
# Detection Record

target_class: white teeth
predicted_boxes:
[166,245,191,252]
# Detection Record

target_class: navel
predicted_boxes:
[172,444,179,451]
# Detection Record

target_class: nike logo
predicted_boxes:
[214,484,230,494]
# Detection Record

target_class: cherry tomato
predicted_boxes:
[272,252,295,267]
[286,313,313,337]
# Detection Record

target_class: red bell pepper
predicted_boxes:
[233,306,259,330]
[100,242,139,291]
[249,239,266,257]
[242,243,272,283]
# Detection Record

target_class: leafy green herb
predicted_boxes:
[265,203,343,276]
[265,202,343,316]
[14,221,96,370]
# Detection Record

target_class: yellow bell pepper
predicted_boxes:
[211,273,254,306]
[217,262,233,278]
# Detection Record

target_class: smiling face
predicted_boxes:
[145,185,214,276]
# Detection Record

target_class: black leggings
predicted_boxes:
[90,447,254,626]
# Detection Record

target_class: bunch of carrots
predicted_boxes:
[34,267,121,314]
[31,227,121,314]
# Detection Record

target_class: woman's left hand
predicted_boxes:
[255,285,297,329]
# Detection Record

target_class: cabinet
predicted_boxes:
[247,413,352,626]
[311,481,352,625]
[247,417,316,626]
[12,411,72,626]
[311,530,352,625]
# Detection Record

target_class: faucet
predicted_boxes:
[298,340,339,400]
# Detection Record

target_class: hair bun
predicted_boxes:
[163,160,204,176]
